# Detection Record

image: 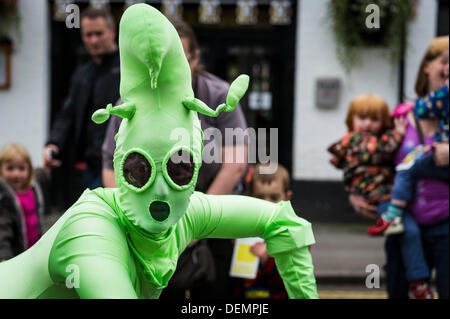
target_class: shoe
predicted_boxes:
[367,217,404,236]
[409,280,434,299]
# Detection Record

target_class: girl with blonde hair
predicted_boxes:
[0,143,46,260]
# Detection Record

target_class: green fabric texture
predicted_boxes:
[0,3,317,299]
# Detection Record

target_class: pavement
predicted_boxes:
[310,223,389,298]
[310,222,386,280]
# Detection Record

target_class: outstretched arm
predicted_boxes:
[48,197,138,298]
[185,192,318,299]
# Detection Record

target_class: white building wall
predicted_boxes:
[0,0,49,167]
[292,0,438,181]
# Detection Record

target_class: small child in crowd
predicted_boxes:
[328,94,406,219]
[0,143,46,261]
[328,94,434,299]
[234,162,292,299]
[368,81,449,235]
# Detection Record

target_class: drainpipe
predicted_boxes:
[398,23,406,104]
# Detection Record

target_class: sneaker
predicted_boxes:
[367,217,404,236]
[409,281,434,299]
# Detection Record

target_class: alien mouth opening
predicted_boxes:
[149,201,170,222]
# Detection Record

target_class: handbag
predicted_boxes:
[168,239,216,291]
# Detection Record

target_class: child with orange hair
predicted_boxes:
[328,94,434,298]
[328,94,406,220]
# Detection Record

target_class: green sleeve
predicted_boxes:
[48,196,138,298]
[273,246,317,298]
[186,192,318,299]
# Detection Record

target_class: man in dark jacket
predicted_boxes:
[43,7,120,201]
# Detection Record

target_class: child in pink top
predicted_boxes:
[14,189,39,248]
[0,143,44,260]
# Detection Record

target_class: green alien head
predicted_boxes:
[92,3,249,235]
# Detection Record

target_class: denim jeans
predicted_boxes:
[385,218,449,299]
[378,204,430,284]
[421,219,449,299]
[391,153,449,202]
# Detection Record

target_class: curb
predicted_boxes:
[315,276,386,285]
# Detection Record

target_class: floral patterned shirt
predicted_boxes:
[328,130,404,205]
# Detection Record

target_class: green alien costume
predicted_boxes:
[0,4,317,299]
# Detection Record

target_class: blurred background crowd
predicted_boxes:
[0,0,448,299]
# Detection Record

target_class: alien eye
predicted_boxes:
[166,150,195,187]
[123,152,152,188]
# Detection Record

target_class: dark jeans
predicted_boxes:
[392,153,449,202]
[385,218,449,299]
[377,203,429,283]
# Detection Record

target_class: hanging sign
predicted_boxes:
[162,0,183,22]
[236,0,258,25]
[53,0,74,21]
[89,0,110,10]
[269,0,292,25]
[199,0,221,24]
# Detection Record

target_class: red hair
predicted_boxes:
[345,94,392,132]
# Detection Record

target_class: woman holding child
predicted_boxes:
[348,36,449,299]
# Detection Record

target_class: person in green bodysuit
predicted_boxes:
[0,3,317,299]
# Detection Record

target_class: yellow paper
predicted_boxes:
[229,237,263,279]
[237,244,257,263]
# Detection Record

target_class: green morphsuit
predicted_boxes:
[0,4,318,299]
